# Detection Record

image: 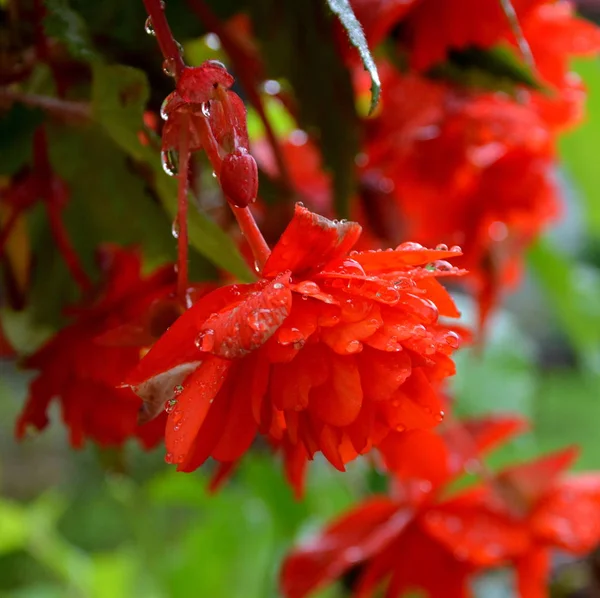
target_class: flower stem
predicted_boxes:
[142,0,186,81]
[177,112,191,303]
[230,205,271,271]
[0,207,20,259]
[186,0,294,197]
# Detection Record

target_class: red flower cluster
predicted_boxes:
[281,419,600,598]
[16,246,181,448]
[125,204,465,494]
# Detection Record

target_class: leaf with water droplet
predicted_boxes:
[324,0,381,115]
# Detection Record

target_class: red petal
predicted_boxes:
[515,547,549,598]
[280,498,409,598]
[165,356,231,464]
[415,276,461,318]
[263,204,362,278]
[177,63,234,104]
[498,446,579,505]
[358,347,412,402]
[309,353,363,427]
[125,283,257,387]
[198,273,292,359]
[462,415,529,455]
[352,244,461,271]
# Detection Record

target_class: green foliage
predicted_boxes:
[325,0,381,114]
[0,106,44,176]
[248,0,359,217]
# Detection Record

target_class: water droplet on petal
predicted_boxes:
[278,327,305,348]
[345,340,362,354]
[161,149,178,176]
[435,243,448,251]
[144,16,155,36]
[201,101,211,117]
[165,398,178,414]
[195,329,215,352]
[450,245,462,253]
[211,170,217,178]
[397,241,425,251]
[173,385,184,396]
[175,41,184,56]
[444,331,460,349]
[247,309,271,332]
[273,282,284,290]
[425,263,436,272]
[162,57,177,77]
[207,59,227,69]
[395,424,406,432]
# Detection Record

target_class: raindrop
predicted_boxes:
[247,309,271,332]
[195,329,215,352]
[161,150,178,176]
[160,97,169,120]
[165,452,176,464]
[144,16,155,36]
[204,33,221,50]
[165,398,178,414]
[175,41,184,56]
[444,331,460,349]
[435,243,448,251]
[425,263,436,272]
[171,217,180,239]
[162,57,176,77]
[173,385,184,396]
[211,170,217,178]
[450,245,462,253]
[295,281,320,295]
[346,340,362,354]
[273,282,284,290]
[262,79,281,95]
[201,101,211,117]
[278,327,305,347]
[207,59,227,69]
[397,241,425,251]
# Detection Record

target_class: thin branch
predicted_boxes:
[0,89,91,123]
[499,0,535,69]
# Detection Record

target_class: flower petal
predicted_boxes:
[263,204,362,277]
[165,356,231,464]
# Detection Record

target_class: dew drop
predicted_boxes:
[171,217,180,239]
[204,33,221,50]
[278,327,305,347]
[165,398,178,414]
[345,340,362,354]
[273,282,284,290]
[444,331,460,349]
[165,452,175,464]
[161,149,179,176]
[144,16,155,36]
[201,101,211,117]
[211,170,217,178]
[173,385,184,396]
[195,329,215,352]
[424,263,436,272]
[175,41,184,56]
[162,57,177,77]
[207,59,227,69]
[247,309,270,332]
[435,243,448,251]
[450,245,462,253]
[160,97,169,121]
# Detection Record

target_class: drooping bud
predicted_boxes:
[219,148,258,208]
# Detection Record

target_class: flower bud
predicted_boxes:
[220,149,258,208]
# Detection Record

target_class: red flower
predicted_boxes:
[425,447,600,598]
[363,66,559,325]
[125,204,465,495]
[16,246,182,448]
[280,415,527,598]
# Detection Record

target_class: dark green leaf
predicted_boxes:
[249,0,358,218]
[90,64,253,281]
[0,106,44,176]
[429,44,546,94]
[324,0,381,115]
[44,0,99,62]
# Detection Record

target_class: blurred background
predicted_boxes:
[3,1,600,597]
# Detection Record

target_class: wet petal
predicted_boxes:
[263,204,362,277]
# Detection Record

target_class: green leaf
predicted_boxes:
[324,0,381,115]
[44,0,99,62]
[0,501,27,555]
[249,0,359,218]
[528,239,600,371]
[90,63,253,281]
[559,58,600,235]
[0,105,44,176]
[429,44,546,94]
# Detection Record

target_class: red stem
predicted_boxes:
[45,204,93,293]
[186,0,293,196]
[34,127,93,293]
[142,0,186,80]
[177,113,191,303]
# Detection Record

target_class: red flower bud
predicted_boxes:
[220,149,258,208]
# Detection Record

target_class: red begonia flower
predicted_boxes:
[424,447,600,598]
[15,246,185,448]
[125,204,466,494]
[281,415,527,598]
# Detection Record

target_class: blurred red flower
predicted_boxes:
[125,204,466,495]
[15,246,182,448]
